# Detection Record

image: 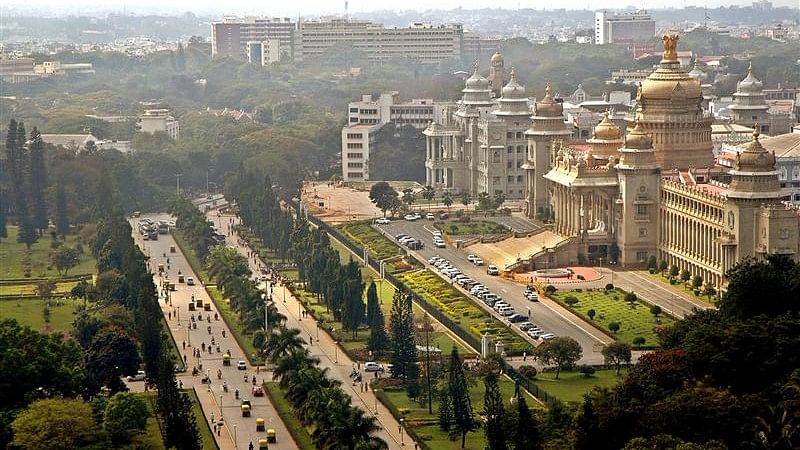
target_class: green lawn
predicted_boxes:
[0,226,95,279]
[398,269,532,354]
[434,220,508,236]
[0,280,82,296]
[0,296,81,332]
[171,230,210,283]
[264,382,315,450]
[550,288,676,347]
[377,374,528,449]
[533,369,626,403]
[206,285,263,366]
[640,270,717,305]
[336,222,403,260]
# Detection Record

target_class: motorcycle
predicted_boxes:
[222,330,226,338]
[234,389,239,399]
[217,369,222,380]
[223,382,228,392]
[201,376,211,384]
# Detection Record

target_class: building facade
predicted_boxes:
[594,10,655,45]
[523,35,800,290]
[137,109,180,140]
[211,17,295,59]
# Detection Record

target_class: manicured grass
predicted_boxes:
[264,382,315,450]
[0,280,81,296]
[434,220,508,236]
[171,230,210,283]
[0,296,81,332]
[377,374,527,449]
[206,285,264,366]
[550,288,676,347]
[0,226,96,279]
[398,269,532,354]
[533,369,626,403]
[640,270,717,305]
[336,221,403,260]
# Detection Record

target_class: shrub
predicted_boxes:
[608,321,621,333]
[605,283,614,291]
[587,309,596,320]
[632,336,646,346]
[649,305,662,318]
[544,285,557,294]
[564,296,579,306]
[574,288,582,292]
[624,291,638,306]
[577,275,585,280]
[578,365,596,377]
[518,365,538,379]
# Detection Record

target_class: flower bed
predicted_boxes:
[336,222,403,260]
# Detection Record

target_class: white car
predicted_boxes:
[237,360,247,370]
[540,333,556,340]
[473,257,484,266]
[432,231,443,237]
[413,213,422,220]
[486,265,500,275]
[127,370,146,382]
[434,240,446,248]
[426,213,435,220]
[467,254,477,263]
[375,217,391,225]
[364,361,384,372]
[404,214,417,221]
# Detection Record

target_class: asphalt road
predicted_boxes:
[375,219,612,365]
[132,214,297,450]
[610,270,713,318]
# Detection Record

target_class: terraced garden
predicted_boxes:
[336,221,403,260]
[398,269,532,354]
[550,288,676,347]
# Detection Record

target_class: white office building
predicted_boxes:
[595,10,655,45]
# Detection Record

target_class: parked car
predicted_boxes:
[127,370,146,382]
[486,265,500,275]
[508,314,527,323]
[434,240,446,248]
[518,322,535,331]
[473,257,484,266]
[499,308,516,316]
[439,212,449,220]
[364,362,384,372]
[540,333,556,340]
[395,234,408,241]
[237,360,247,370]
[426,212,435,220]
[467,254,477,263]
[375,217,391,225]
[404,214,417,221]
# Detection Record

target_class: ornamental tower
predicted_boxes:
[487,49,506,97]
[728,63,770,134]
[636,34,714,170]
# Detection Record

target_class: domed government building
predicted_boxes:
[424,34,800,290]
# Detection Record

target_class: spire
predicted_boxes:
[473,60,479,74]
[510,66,516,81]
[748,61,753,76]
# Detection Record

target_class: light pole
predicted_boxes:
[374,389,379,415]
[233,424,237,449]
[399,418,405,446]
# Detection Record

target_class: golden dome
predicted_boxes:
[736,128,776,173]
[490,50,504,65]
[640,34,703,101]
[624,119,653,149]
[535,82,563,117]
[593,112,621,141]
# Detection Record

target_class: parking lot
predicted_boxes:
[375,218,612,364]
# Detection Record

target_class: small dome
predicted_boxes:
[501,67,526,99]
[535,82,563,117]
[593,111,621,141]
[737,62,763,94]
[736,128,775,172]
[624,119,653,149]
[465,61,489,90]
[490,50,503,66]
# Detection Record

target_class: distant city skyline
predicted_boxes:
[1,0,797,18]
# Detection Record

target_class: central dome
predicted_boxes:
[640,34,702,101]
[501,67,526,99]
[535,82,563,117]
[465,61,489,90]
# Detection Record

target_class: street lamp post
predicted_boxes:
[233,424,237,449]
[399,418,405,446]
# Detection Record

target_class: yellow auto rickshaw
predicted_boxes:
[222,352,231,366]
[266,429,276,443]
[188,302,196,311]
[241,402,251,417]
[258,438,269,449]
[256,417,265,432]
[169,245,176,253]
[204,303,212,311]
[178,274,185,283]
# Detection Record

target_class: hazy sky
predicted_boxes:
[2,0,798,17]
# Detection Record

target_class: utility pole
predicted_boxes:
[175,173,182,196]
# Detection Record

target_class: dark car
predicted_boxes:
[508,314,528,323]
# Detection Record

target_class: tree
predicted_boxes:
[341,261,365,338]
[447,346,475,448]
[564,296,579,306]
[669,264,679,279]
[156,351,201,450]
[103,392,149,444]
[680,269,691,284]
[0,180,6,241]
[438,381,454,432]
[692,275,703,290]
[702,283,717,300]
[720,255,800,319]
[369,182,398,217]
[624,291,638,307]
[534,336,582,379]
[11,397,96,450]
[511,395,542,450]
[442,191,453,212]
[632,336,646,346]
[366,282,389,352]
[483,373,507,450]
[460,191,471,208]
[34,280,56,302]
[389,291,418,383]
[16,204,38,249]
[650,305,662,319]
[659,260,668,275]
[608,321,621,334]
[477,192,492,212]
[573,395,601,450]
[51,247,80,276]
[85,327,141,394]
[401,188,416,209]
[647,255,657,271]
[55,186,69,237]
[422,185,435,211]
[602,342,632,375]
[587,309,596,320]
[492,191,506,210]
[27,129,48,234]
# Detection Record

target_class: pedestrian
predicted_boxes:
[523,351,527,362]
[310,336,313,346]
[182,341,186,350]
[183,354,187,363]
[168,311,172,320]
[211,412,215,424]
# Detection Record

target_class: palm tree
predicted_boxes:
[422,185,435,212]
[442,191,453,213]
[273,347,318,389]
[266,328,307,364]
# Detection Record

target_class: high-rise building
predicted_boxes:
[211,17,295,59]
[594,10,655,45]
[295,19,463,64]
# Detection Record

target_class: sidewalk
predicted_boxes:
[211,213,412,450]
